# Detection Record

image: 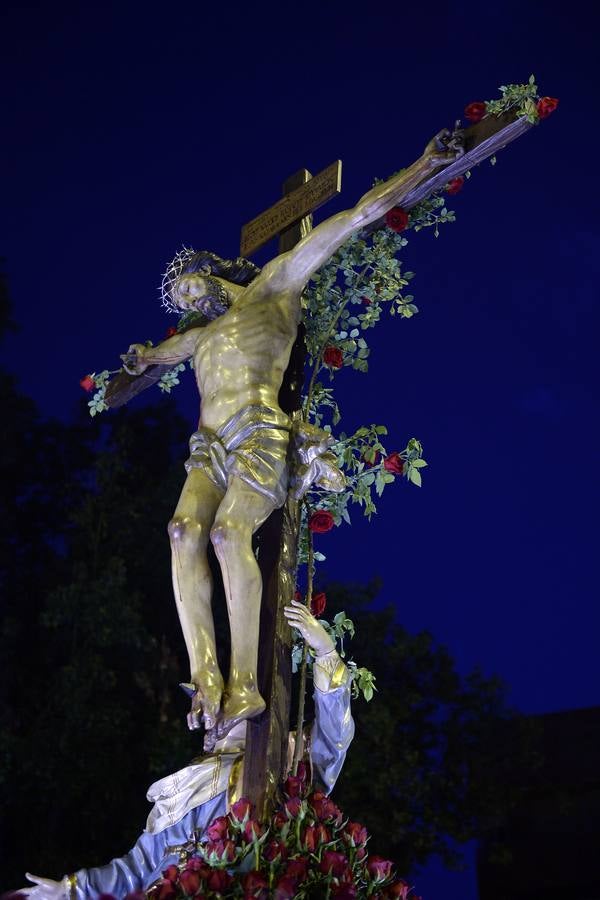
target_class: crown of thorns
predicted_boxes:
[160,247,261,314]
[160,247,198,314]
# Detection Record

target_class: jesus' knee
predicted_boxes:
[168,515,208,553]
[210,517,252,562]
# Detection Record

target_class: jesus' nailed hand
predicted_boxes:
[120,128,463,750]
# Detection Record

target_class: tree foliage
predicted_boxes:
[0,275,535,891]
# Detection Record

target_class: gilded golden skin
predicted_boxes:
[122,131,462,742]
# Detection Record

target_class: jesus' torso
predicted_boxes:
[191,280,302,431]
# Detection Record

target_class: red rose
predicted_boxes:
[204,838,236,861]
[272,810,289,830]
[244,818,264,841]
[302,823,331,851]
[179,869,200,895]
[79,375,95,392]
[283,773,304,798]
[308,510,335,533]
[445,176,464,195]
[165,326,178,338]
[274,876,298,900]
[184,857,209,875]
[294,589,303,601]
[383,452,404,475]
[384,207,409,233]
[323,346,343,368]
[162,864,179,883]
[367,856,395,882]
[157,883,176,900]
[284,795,302,818]
[464,101,486,123]
[229,797,253,824]
[333,886,358,899]
[311,791,342,823]
[206,815,229,841]
[296,761,308,782]
[385,880,410,899]
[311,591,327,617]
[537,96,559,119]
[206,868,233,892]
[124,893,147,900]
[361,296,372,305]
[343,821,369,847]
[285,858,310,879]
[263,839,289,862]
[243,870,269,893]
[320,850,348,877]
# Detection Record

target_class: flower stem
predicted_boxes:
[292,503,314,775]
[303,263,373,420]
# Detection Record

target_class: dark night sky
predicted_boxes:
[2,1,599,896]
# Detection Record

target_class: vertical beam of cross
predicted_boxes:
[242,169,314,817]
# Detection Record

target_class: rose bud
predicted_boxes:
[157,883,176,900]
[161,865,179,883]
[242,870,269,892]
[323,346,343,368]
[179,869,200,895]
[384,207,409,233]
[319,850,348,877]
[385,880,410,899]
[343,821,369,847]
[310,591,327,617]
[165,326,178,338]
[285,858,310,879]
[284,774,304,797]
[244,818,264,842]
[206,815,229,841]
[229,796,253,825]
[263,839,289,862]
[308,510,335,534]
[537,96,559,118]
[383,452,404,475]
[79,375,95,392]
[367,855,395,882]
[464,101,486,122]
[445,176,464,195]
[206,868,233,891]
[274,875,298,900]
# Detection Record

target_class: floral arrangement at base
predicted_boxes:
[127,765,417,900]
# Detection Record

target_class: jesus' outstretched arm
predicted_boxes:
[265,128,464,294]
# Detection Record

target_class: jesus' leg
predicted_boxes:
[168,468,225,731]
[209,476,277,739]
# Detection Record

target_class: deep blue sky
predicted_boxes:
[2,1,598,896]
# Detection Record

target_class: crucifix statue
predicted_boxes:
[102,106,536,812]
[119,127,463,741]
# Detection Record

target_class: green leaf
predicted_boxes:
[409,468,422,487]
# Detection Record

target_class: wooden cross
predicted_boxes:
[239,163,342,818]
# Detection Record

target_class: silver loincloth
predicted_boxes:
[185,404,291,507]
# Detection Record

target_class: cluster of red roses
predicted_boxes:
[464,96,559,123]
[144,764,415,900]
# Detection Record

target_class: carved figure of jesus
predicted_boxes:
[122,130,462,741]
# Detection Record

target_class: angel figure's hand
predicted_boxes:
[22,873,68,899]
[284,599,335,656]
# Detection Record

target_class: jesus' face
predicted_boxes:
[175,272,231,319]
